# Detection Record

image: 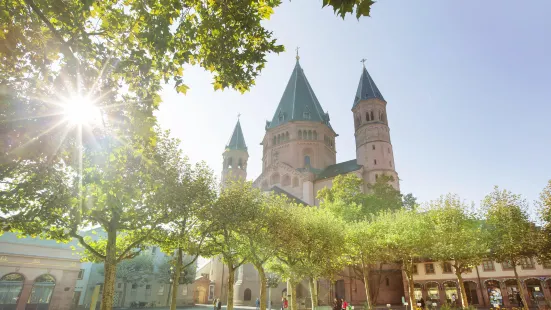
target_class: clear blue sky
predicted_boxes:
[156,0,551,210]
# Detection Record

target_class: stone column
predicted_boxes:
[16,282,33,310]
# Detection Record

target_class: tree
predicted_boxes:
[345,220,386,309]
[98,254,154,307]
[427,194,488,308]
[318,174,403,222]
[156,255,197,306]
[268,205,345,310]
[239,192,288,310]
[537,180,551,264]
[1,129,183,310]
[152,152,217,310]
[482,187,538,310]
[378,210,433,310]
[205,181,264,310]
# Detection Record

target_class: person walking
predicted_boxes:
[333,298,340,310]
[341,299,348,310]
[217,298,222,310]
[283,297,288,310]
[256,298,260,310]
[214,298,218,310]
[451,294,457,306]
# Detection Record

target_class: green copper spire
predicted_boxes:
[226,119,247,151]
[353,62,386,108]
[265,59,332,130]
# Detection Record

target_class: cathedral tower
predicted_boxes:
[221,119,248,188]
[352,62,399,189]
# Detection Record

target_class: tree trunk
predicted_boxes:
[455,270,469,308]
[513,264,529,310]
[309,278,318,310]
[289,281,298,310]
[372,263,383,306]
[121,282,128,307]
[100,229,117,310]
[170,248,183,310]
[404,262,415,310]
[227,265,236,310]
[361,258,372,309]
[256,264,267,310]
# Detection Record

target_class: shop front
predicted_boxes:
[443,282,458,305]
[525,278,545,308]
[485,280,503,307]
[425,282,440,305]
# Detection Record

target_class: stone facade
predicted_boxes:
[404,260,551,308]
[0,233,81,310]
[199,60,403,307]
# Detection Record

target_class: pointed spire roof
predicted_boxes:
[266,60,332,130]
[225,119,247,151]
[353,64,386,108]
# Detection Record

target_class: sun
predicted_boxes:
[63,96,101,126]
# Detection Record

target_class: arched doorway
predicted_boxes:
[463,281,479,305]
[26,274,55,310]
[0,273,25,310]
[443,282,458,305]
[525,278,545,307]
[504,279,519,307]
[244,288,252,301]
[425,282,439,304]
[485,280,503,307]
[413,283,423,303]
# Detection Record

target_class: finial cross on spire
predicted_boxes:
[360,58,367,68]
[237,113,241,120]
[295,46,300,61]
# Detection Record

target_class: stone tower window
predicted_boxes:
[374,159,377,165]
[227,157,233,169]
[298,130,302,139]
[272,136,276,146]
[304,155,311,167]
[238,158,243,169]
[355,116,360,129]
[277,134,280,144]
[286,132,289,141]
[372,145,375,150]
[307,130,312,140]
[366,112,370,122]
[370,111,374,121]
[382,113,386,123]
[313,131,317,140]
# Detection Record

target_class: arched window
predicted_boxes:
[286,132,289,141]
[272,136,276,146]
[374,159,377,165]
[307,130,312,140]
[0,273,24,308]
[227,157,233,169]
[270,173,280,185]
[292,177,299,188]
[298,130,302,139]
[355,117,360,129]
[277,134,280,144]
[313,131,317,140]
[381,113,386,123]
[28,274,56,310]
[244,288,252,301]
[304,155,311,167]
[238,158,243,169]
[366,112,370,121]
[282,175,291,187]
[370,111,374,121]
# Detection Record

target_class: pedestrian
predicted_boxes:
[341,298,348,310]
[333,298,339,310]
[218,298,222,310]
[451,294,457,306]
[283,297,288,310]
[516,291,523,307]
[420,298,425,309]
[214,298,218,310]
[256,298,260,310]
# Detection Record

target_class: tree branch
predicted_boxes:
[71,232,106,260]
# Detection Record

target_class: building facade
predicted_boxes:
[404,259,551,308]
[201,57,403,308]
[0,233,81,310]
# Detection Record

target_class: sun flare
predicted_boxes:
[63,96,101,126]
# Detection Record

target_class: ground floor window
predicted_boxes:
[413,283,423,302]
[0,273,24,309]
[26,274,56,310]
[208,285,214,301]
[426,282,439,303]
[443,282,458,304]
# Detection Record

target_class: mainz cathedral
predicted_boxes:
[198,55,404,307]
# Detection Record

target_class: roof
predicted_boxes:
[266,60,333,130]
[316,159,362,180]
[225,120,247,151]
[353,65,386,108]
[269,186,309,205]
